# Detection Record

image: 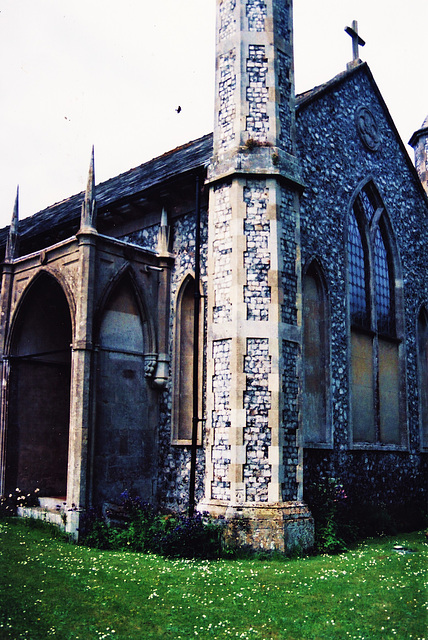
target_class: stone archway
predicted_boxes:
[92,273,156,506]
[5,274,72,498]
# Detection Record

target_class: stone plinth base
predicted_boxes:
[198,500,314,553]
[17,497,81,540]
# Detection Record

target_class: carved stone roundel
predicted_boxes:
[355,106,380,151]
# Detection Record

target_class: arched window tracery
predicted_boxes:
[348,183,402,445]
[172,275,202,444]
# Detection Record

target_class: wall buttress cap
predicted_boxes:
[79,146,97,232]
[5,185,19,262]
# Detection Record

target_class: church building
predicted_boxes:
[0,0,426,550]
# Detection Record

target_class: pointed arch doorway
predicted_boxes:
[5,274,72,498]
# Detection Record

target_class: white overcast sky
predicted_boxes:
[0,0,427,228]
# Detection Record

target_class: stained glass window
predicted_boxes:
[348,210,368,327]
[349,184,400,445]
[349,188,394,336]
[374,227,393,335]
[359,188,376,222]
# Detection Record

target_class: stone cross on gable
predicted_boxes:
[345,20,365,67]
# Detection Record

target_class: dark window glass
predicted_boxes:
[349,184,400,446]
[359,188,376,222]
[374,227,393,335]
[348,211,368,327]
[172,276,202,444]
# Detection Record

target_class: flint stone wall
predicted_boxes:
[121,211,209,512]
[297,68,428,510]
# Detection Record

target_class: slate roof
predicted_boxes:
[0,65,365,252]
[1,62,423,253]
[0,133,213,252]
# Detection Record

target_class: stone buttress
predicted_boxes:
[201,0,314,551]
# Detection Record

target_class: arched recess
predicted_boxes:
[347,180,405,446]
[171,274,203,444]
[418,306,428,449]
[92,271,156,505]
[5,273,72,497]
[302,260,330,445]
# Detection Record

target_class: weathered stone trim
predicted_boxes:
[223,502,314,552]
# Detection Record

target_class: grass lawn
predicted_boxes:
[0,519,426,640]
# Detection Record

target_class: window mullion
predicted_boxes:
[373,332,381,443]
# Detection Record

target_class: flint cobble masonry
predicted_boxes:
[246,0,267,32]
[211,339,232,501]
[213,183,233,324]
[243,338,272,502]
[297,67,428,510]
[244,181,271,321]
[1,0,425,551]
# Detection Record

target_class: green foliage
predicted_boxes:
[305,477,356,554]
[79,491,225,559]
[306,477,428,554]
[243,138,272,151]
[21,515,73,542]
[1,518,426,640]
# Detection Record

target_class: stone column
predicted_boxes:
[0,261,14,497]
[66,230,97,536]
[200,0,313,552]
[0,191,19,496]
[66,152,98,536]
[153,209,173,390]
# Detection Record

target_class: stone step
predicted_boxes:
[17,505,66,529]
[38,497,67,512]
[17,496,69,531]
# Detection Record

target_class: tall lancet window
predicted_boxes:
[348,183,402,445]
[418,307,428,449]
[172,275,202,444]
[302,263,329,445]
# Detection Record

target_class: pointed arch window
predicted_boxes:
[418,307,428,449]
[172,275,202,444]
[302,263,330,445]
[348,183,403,445]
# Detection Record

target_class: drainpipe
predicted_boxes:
[189,174,202,517]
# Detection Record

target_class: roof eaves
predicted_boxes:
[0,132,214,245]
